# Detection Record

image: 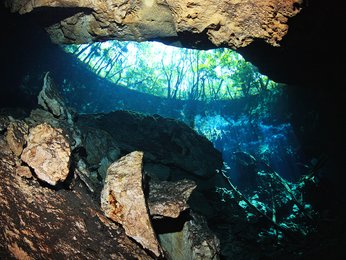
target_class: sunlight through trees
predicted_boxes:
[63,40,278,101]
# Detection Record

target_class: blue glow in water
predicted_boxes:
[195,114,301,182]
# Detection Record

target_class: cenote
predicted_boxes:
[1,1,345,259]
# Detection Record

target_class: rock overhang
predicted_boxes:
[4,0,302,49]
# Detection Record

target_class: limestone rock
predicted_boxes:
[5,120,28,157]
[101,151,163,257]
[32,72,81,150]
[21,123,71,186]
[0,139,153,259]
[78,111,223,178]
[148,179,196,219]
[4,0,302,49]
[75,159,96,193]
[38,72,70,120]
[159,212,220,260]
[79,126,120,181]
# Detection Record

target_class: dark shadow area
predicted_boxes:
[28,7,93,27]
[153,210,192,234]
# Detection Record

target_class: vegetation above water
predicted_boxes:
[63,41,278,101]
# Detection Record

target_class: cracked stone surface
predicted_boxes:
[0,136,153,259]
[148,179,196,219]
[4,0,302,48]
[21,123,71,186]
[101,151,163,257]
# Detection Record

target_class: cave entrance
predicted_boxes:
[61,40,303,184]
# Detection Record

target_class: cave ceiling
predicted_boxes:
[3,0,344,86]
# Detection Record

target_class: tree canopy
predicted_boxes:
[63,40,278,101]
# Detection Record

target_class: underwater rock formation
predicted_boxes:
[0,72,225,258]
[159,212,220,260]
[101,151,163,257]
[21,123,71,186]
[148,179,196,219]
[77,110,223,179]
[0,137,153,259]
[80,127,120,181]
[38,72,72,120]
[4,0,302,49]
[5,120,28,157]
[36,72,82,150]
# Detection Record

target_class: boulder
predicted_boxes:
[78,110,223,179]
[158,212,220,260]
[21,123,71,186]
[38,72,72,121]
[101,151,163,257]
[148,179,196,219]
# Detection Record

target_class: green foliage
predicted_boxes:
[62,40,278,101]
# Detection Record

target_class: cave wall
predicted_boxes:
[4,0,302,49]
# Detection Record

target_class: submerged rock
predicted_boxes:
[101,151,163,258]
[79,126,120,181]
[21,123,71,186]
[0,115,10,132]
[0,138,153,259]
[148,179,196,219]
[31,72,81,150]
[38,72,72,121]
[78,110,223,179]
[159,212,220,260]
[5,120,28,157]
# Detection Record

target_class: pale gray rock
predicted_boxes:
[159,211,220,260]
[21,123,71,186]
[75,159,96,193]
[38,72,70,120]
[80,127,120,181]
[148,179,196,219]
[101,151,163,257]
[34,72,81,150]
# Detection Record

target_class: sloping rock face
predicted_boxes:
[101,151,163,257]
[78,110,223,179]
[4,0,302,49]
[0,138,153,259]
